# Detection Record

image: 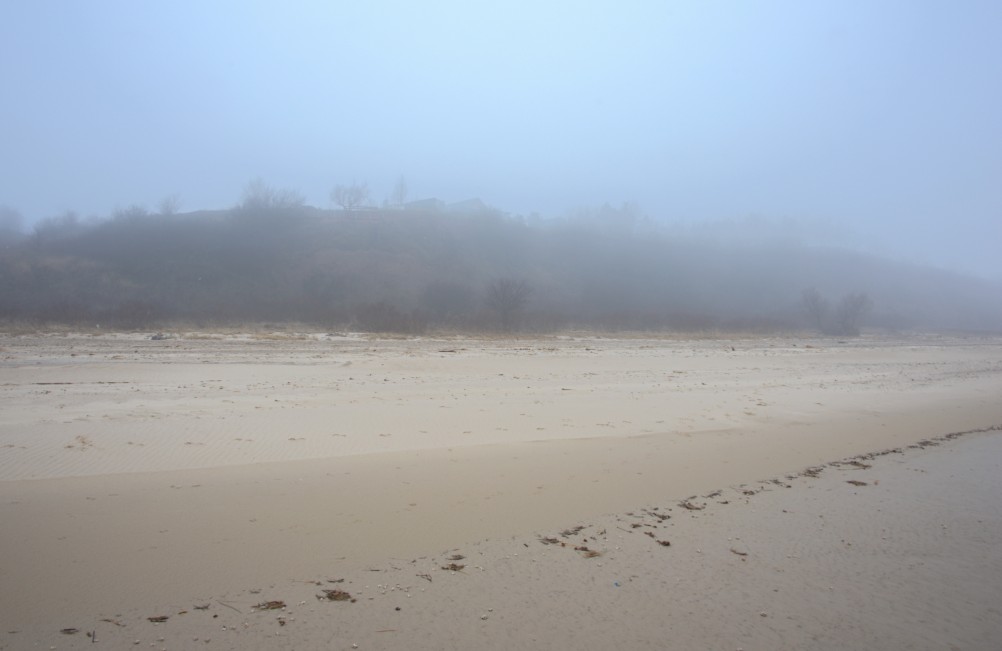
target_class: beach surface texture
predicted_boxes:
[1,331,1000,650]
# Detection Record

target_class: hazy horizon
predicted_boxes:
[2,1,1000,280]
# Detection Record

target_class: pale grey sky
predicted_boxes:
[2,1,1000,279]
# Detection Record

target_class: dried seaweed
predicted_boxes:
[318,589,353,602]
[253,601,286,611]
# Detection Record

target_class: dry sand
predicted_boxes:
[1,331,1001,649]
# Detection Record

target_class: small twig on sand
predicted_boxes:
[216,600,243,614]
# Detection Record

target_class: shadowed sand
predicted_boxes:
[1,331,1001,649]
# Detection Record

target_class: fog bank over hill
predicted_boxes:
[2,197,1000,334]
[3,3,1001,283]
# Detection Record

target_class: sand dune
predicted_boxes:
[1,331,1001,649]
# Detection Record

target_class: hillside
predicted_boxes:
[2,205,1000,333]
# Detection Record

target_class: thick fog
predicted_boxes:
[1,2,1001,331]
[3,197,1001,333]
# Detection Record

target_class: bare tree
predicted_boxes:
[240,178,305,213]
[834,292,872,336]
[158,194,182,216]
[486,278,532,331]
[802,287,872,335]
[801,287,829,332]
[31,210,80,248]
[331,181,369,212]
[390,175,408,208]
[113,204,150,220]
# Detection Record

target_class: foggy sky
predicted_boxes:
[2,1,1000,279]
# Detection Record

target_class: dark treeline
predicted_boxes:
[2,198,1001,334]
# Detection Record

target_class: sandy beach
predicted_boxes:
[2,331,1001,650]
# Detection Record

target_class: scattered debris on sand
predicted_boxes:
[643,531,671,547]
[560,525,586,537]
[574,546,602,558]
[252,601,286,611]
[318,589,354,602]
